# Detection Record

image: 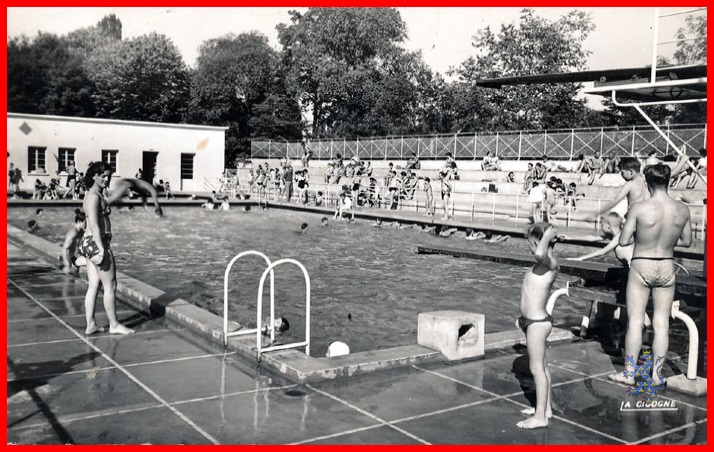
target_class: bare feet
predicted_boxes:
[85,323,103,335]
[608,372,635,385]
[109,324,136,335]
[516,416,549,429]
[521,407,553,418]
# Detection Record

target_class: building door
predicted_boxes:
[142,151,158,184]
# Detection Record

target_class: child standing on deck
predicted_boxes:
[421,177,434,216]
[517,222,559,429]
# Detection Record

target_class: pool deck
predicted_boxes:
[5,235,708,444]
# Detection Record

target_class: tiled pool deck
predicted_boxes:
[5,236,707,444]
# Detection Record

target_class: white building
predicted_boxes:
[7,113,227,193]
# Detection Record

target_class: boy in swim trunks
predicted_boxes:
[609,164,692,387]
[588,157,649,221]
[517,222,560,429]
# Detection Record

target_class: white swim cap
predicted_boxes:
[326,341,350,357]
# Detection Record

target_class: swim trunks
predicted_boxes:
[517,315,553,333]
[629,257,676,288]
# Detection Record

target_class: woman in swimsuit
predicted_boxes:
[80,162,134,335]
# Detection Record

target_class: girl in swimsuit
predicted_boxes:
[80,162,135,336]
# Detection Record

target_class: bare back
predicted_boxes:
[626,174,650,206]
[625,194,691,258]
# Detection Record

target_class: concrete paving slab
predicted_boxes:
[397,397,623,444]
[173,387,383,444]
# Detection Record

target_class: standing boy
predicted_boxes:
[517,222,560,429]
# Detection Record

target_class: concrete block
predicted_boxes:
[418,311,485,361]
[666,375,707,397]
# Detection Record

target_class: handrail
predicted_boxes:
[223,251,275,346]
[255,258,311,358]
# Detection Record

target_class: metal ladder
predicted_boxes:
[223,252,311,357]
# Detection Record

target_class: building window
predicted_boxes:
[181,153,195,179]
[28,146,47,173]
[58,148,76,172]
[102,149,118,173]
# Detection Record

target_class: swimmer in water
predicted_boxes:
[261,316,290,346]
[439,227,458,237]
[26,220,39,233]
[299,222,309,233]
[320,217,329,227]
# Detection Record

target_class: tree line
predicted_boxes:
[7,9,706,165]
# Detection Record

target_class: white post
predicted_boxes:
[491,193,496,222]
[651,8,660,83]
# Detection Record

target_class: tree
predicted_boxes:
[278,8,438,138]
[84,33,190,122]
[451,9,596,131]
[7,33,96,117]
[187,32,301,164]
[674,14,706,65]
[670,13,707,124]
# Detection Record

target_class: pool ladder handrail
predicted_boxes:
[256,258,311,358]
[223,251,275,346]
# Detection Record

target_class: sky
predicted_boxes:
[6,7,703,110]
[7,6,697,75]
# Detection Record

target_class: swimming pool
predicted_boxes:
[9,206,595,356]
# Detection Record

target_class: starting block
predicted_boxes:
[418,311,485,361]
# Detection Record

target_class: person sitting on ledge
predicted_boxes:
[481,151,501,171]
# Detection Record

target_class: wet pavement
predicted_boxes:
[5,242,707,444]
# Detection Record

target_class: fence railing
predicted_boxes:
[251,124,706,161]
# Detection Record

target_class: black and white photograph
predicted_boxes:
[5,6,707,445]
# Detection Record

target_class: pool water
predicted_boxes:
[10,206,596,356]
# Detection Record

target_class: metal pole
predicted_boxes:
[651,8,660,83]
[518,131,522,160]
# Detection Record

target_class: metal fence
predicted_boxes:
[251,124,706,161]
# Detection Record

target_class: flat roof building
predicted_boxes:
[7,113,227,194]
